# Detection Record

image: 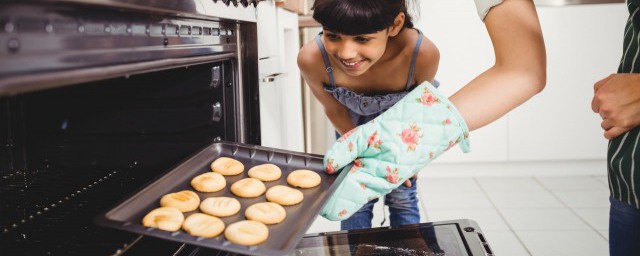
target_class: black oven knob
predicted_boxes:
[240,0,249,7]
[231,0,238,7]
[250,0,258,7]
[221,0,231,6]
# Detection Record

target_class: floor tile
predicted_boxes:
[598,229,609,241]
[482,230,531,256]
[417,177,482,193]
[476,177,546,192]
[573,207,609,230]
[499,208,590,231]
[426,208,510,231]
[420,191,494,209]
[485,190,564,209]
[516,230,608,256]
[553,190,610,208]
[536,176,608,190]
[594,175,609,187]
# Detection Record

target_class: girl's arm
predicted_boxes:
[449,0,546,131]
[297,45,356,135]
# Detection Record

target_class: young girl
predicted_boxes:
[299,0,546,230]
[297,0,436,230]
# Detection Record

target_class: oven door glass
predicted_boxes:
[293,223,473,256]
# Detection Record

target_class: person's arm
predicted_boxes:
[297,44,356,135]
[592,74,640,139]
[450,0,546,131]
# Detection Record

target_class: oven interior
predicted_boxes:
[1,61,254,255]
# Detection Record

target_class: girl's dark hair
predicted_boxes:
[312,0,414,35]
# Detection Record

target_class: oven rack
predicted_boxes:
[0,162,126,228]
[0,165,163,256]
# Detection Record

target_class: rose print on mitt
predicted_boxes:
[367,131,383,149]
[399,123,422,152]
[417,87,439,106]
[385,166,400,184]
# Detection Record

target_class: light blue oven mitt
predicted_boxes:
[321,82,471,221]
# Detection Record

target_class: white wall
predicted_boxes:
[416,2,627,163]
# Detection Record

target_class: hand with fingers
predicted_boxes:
[320,81,471,221]
[592,73,640,140]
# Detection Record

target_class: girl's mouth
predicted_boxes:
[340,59,365,69]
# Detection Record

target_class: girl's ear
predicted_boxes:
[388,12,405,37]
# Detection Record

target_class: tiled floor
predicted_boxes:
[307,175,611,256]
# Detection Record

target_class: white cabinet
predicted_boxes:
[419,2,625,163]
[257,2,305,152]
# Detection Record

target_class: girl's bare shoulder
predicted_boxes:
[297,40,325,79]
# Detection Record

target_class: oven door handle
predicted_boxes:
[261,72,287,83]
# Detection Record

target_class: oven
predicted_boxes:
[0,1,261,255]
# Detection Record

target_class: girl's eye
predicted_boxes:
[326,34,339,40]
[355,37,371,43]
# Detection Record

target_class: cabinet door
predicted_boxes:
[257,0,278,59]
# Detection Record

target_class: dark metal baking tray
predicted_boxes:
[95,141,348,256]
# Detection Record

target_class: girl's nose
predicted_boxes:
[336,42,358,60]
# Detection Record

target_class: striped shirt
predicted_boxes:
[609,0,640,209]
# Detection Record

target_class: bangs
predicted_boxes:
[312,0,394,35]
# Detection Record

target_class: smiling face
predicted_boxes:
[322,29,390,76]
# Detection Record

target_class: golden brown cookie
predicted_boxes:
[245,202,286,225]
[230,178,266,198]
[191,172,226,193]
[182,213,225,238]
[142,207,184,232]
[210,157,244,176]
[247,164,282,182]
[200,197,241,217]
[224,220,269,246]
[265,185,303,206]
[287,170,321,188]
[160,190,200,212]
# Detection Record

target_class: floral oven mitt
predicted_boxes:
[321,82,471,221]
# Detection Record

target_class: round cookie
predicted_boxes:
[182,213,225,238]
[160,190,200,212]
[230,178,266,198]
[245,202,286,225]
[191,172,226,192]
[224,220,269,246]
[247,164,282,182]
[142,207,184,232]
[265,185,303,206]
[200,197,241,217]
[211,157,244,176]
[287,170,321,188]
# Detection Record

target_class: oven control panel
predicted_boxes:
[0,2,256,95]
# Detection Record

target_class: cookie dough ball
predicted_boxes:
[160,190,200,212]
[245,202,286,225]
[230,178,266,198]
[191,172,226,192]
[287,170,321,188]
[200,197,241,217]
[247,164,282,182]
[265,185,303,206]
[182,213,225,238]
[224,220,269,246]
[142,207,184,232]
[211,157,244,176]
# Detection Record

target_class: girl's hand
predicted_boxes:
[403,174,417,188]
